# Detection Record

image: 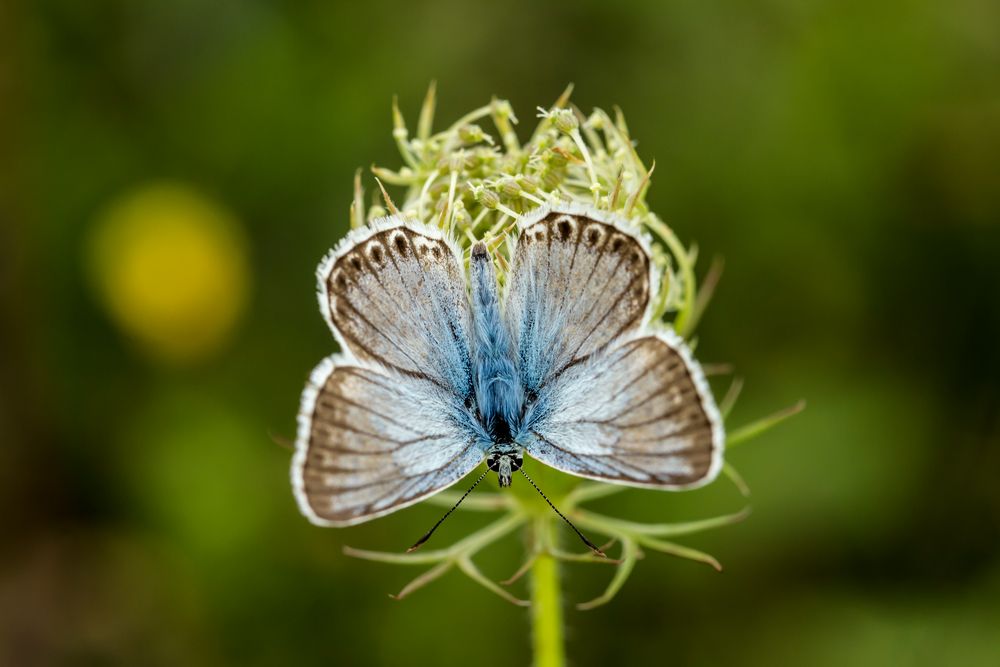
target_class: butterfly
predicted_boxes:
[291,203,724,552]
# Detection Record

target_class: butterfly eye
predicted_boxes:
[464,394,475,411]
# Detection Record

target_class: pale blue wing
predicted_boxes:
[520,330,724,489]
[300,217,484,524]
[317,216,473,396]
[503,205,655,393]
[292,354,486,526]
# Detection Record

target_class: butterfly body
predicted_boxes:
[470,242,523,453]
[293,204,724,527]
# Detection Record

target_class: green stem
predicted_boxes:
[645,213,696,332]
[531,543,565,667]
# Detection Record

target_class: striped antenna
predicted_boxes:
[407,468,491,552]
[519,468,605,557]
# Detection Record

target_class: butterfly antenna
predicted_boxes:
[407,468,490,552]
[518,468,606,557]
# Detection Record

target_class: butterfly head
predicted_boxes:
[486,444,523,488]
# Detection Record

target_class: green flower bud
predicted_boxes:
[539,167,564,191]
[551,109,578,134]
[491,98,518,123]
[459,124,494,146]
[497,177,521,198]
[517,175,539,194]
[473,186,500,210]
[545,149,569,168]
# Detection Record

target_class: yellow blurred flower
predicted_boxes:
[87,183,250,365]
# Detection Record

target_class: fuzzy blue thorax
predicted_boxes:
[470,243,523,451]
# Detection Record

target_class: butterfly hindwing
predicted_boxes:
[521,330,723,488]
[293,354,484,526]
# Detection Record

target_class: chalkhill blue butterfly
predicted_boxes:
[291,203,724,552]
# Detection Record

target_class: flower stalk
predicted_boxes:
[531,520,565,667]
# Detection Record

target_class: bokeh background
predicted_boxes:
[2,0,999,665]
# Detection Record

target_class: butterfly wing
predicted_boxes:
[295,217,484,525]
[293,355,484,526]
[507,205,723,488]
[317,217,473,395]
[504,205,655,392]
[521,330,724,488]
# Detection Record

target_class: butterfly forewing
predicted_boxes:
[294,356,483,526]
[505,207,653,392]
[318,219,473,394]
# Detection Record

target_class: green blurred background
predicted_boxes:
[2,0,999,665]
